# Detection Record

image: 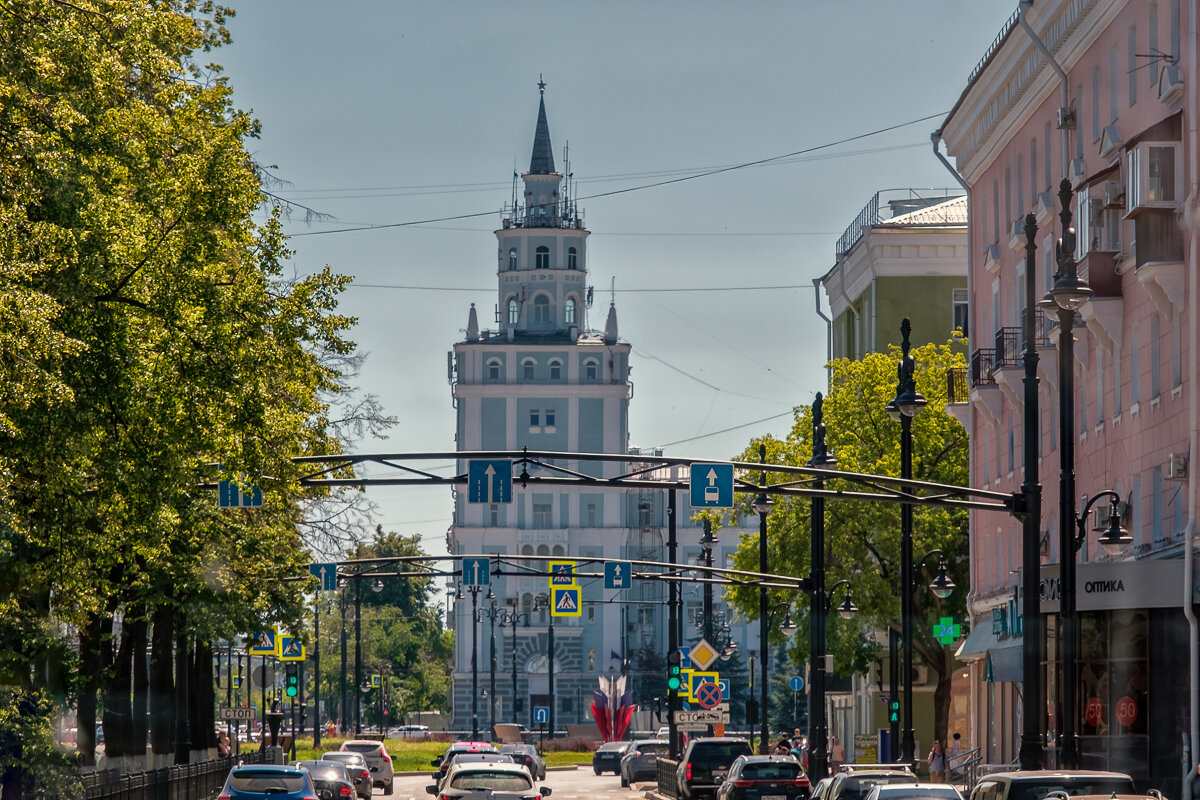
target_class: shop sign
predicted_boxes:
[1085,697,1104,727]
[1116,695,1138,727]
[991,607,1007,635]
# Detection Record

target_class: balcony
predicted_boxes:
[971,349,996,387]
[993,327,1022,369]
[947,368,969,404]
[1078,250,1121,297]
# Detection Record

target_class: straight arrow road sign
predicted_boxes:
[605,561,632,589]
[689,463,733,508]
[462,557,491,586]
[309,562,337,592]
[468,460,512,504]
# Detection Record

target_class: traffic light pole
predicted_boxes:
[667,489,680,758]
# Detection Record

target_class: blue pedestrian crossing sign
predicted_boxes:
[790,675,805,692]
[279,636,305,661]
[219,479,263,508]
[309,562,337,592]
[548,561,576,586]
[605,561,633,590]
[248,630,277,656]
[533,706,550,724]
[550,586,582,617]
[462,557,491,586]
[468,460,512,504]
[689,463,734,508]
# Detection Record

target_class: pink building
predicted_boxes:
[939,1,1198,790]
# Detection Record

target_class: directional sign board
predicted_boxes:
[676,709,729,724]
[468,459,512,504]
[219,707,258,721]
[551,586,582,617]
[309,562,337,592]
[790,676,805,692]
[462,557,491,586]
[689,463,734,508]
[248,630,277,656]
[219,479,263,508]
[604,561,633,590]
[279,636,304,661]
[548,561,576,586]
[533,706,550,724]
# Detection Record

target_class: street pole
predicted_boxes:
[889,627,900,761]
[314,591,321,747]
[702,519,715,644]
[754,443,772,755]
[340,590,347,735]
[1020,208,1047,770]
[667,489,680,758]
[547,609,555,740]
[808,393,834,778]
[354,576,362,735]
[489,604,498,736]
[471,586,480,740]
[510,612,521,722]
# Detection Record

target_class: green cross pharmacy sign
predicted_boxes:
[933,617,961,645]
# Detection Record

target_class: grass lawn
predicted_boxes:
[282,738,592,773]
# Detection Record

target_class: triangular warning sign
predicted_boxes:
[284,639,301,656]
[556,591,577,611]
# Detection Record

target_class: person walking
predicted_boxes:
[927,740,948,783]
[948,733,963,778]
[830,736,845,772]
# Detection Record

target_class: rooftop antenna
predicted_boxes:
[610,277,616,306]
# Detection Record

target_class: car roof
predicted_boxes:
[632,739,669,746]
[979,771,1134,782]
[737,755,801,763]
[342,739,385,748]
[447,762,533,776]
[841,765,915,773]
[867,784,962,793]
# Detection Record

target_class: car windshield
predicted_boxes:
[841,776,919,800]
[689,743,752,767]
[450,772,533,792]
[229,769,307,792]
[323,752,365,765]
[742,763,802,779]
[637,744,669,756]
[1009,780,1135,800]
[598,742,627,752]
[300,763,346,781]
[343,743,381,755]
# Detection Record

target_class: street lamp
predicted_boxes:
[533,592,556,742]
[753,443,773,755]
[459,582,489,741]
[807,391,836,777]
[476,594,505,736]
[502,608,532,722]
[888,317,925,765]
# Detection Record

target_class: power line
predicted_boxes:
[290,112,946,238]
[345,283,817,293]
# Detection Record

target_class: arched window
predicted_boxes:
[522,359,536,380]
[508,248,518,270]
[507,297,519,325]
[548,359,562,380]
[567,247,578,269]
[565,297,576,326]
[552,545,565,557]
[536,544,549,558]
[487,359,502,381]
[535,246,550,269]
[533,295,551,324]
[521,592,533,614]
[584,359,599,380]
[521,545,534,570]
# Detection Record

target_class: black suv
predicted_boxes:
[676,737,754,800]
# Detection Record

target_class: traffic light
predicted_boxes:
[889,700,900,724]
[666,649,683,692]
[285,664,299,698]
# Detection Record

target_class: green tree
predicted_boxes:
[725,341,970,748]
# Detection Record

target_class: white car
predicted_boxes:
[341,739,396,795]
[864,784,964,800]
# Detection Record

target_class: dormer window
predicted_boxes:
[507,297,519,325]
[533,295,551,324]
[536,246,550,269]
[565,297,576,326]
[567,247,578,269]
[508,248,518,270]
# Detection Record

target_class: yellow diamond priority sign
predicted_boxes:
[689,639,719,670]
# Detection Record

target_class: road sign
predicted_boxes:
[462,557,491,586]
[309,562,337,592]
[677,648,693,669]
[248,630,277,656]
[550,586,582,617]
[548,561,576,586]
[219,707,258,721]
[676,709,729,723]
[718,679,729,698]
[695,682,722,709]
[251,664,275,688]
[678,722,710,732]
[689,639,719,670]
[533,706,550,724]
[468,459,512,504]
[218,479,263,508]
[604,561,632,589]
[689,463,734,508]
[279,636,304,661]
[372,674,382,688]
[688,670,719,700]
[789,676,805,692]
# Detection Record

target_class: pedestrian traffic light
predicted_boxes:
[889,700,899,724]
[285,664,299,698]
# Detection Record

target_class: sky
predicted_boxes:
[216,1,1016,558]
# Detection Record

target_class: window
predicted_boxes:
[544,409,556,428]
[1005,167,1012,224]
[567,247,578,269]
[587,648,595,670]
[508,297,519,325]
[1171,0,1180,62]
[533,295,551,324]
[1016,155,1024,217]
[1045,122,1053,188]
[1152,467,1163,541]
[1151,313,1161,397]
[564,297,576,326]
[584,359,599,380]
[508,248,518,270]
[487,504,499,525]
[952,289,968,335]
[1113,351,1122,414]
[530,409,540,427]
[1172,312,1182,387]
[992,180,1000,242]
[586,503,597,526]
[533,502,552,528]
[549,359,562,380]
[1030,138,1038,202]
[1129,27,1138,106]
[1110,47,1119,122]
[1092,66,1101,140]
[1128,142,1181,211]
[523,360,535,381]
[487,359,502,381]
[535,246,549,269]
[1095,351,1104,423]
[1130,326,1141,405]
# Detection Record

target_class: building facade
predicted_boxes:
[940,2,1197,792]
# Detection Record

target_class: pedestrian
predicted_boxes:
[774,738,792,756]
[927,739,948,783]
[217,730,231,758]
[948,733,963,777]
[830,736,845,772]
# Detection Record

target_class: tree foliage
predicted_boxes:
[723,342,970,743]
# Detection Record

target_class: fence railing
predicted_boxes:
[947,368,969,404]
[971,349,997,387]
[951,746,982,793]
[81,751,262,800]
[657,757,679,798]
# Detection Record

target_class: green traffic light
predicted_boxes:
[667,676,681,690]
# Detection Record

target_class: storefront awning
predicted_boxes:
[955,624,999,660]
[985,645,1023,683]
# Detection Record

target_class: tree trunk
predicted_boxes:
[130,609,149,758]
[174,630,189,764]
[76,614,104,767]
[104,610,133,761]
[932,644,954,748]
[149,605,175,765]
[191,641,215,758]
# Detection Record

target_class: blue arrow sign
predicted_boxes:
[689,463,734,508]
[468,460,512,504]
[309,563,337,592]
[605,561,633,589]
[718,679,729,697]
[462,557,491,586]
[790,675,805,692]
[678,647,693,670]
[219,479,264,508]
[533,706,550,724]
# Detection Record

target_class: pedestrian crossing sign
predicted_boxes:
[550,586,582,617]
[248,629,277,656]
[548,561,577,586]
[279,635,305,661]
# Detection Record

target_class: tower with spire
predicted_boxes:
[446,84,639,732]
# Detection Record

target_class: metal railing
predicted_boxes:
[971,348,997,387]
[836,193,881,258]
[658,757,679,798]
[947,368,969,404]
[993,327,1022,368]
[950,746,983,793]
[81,751,263,800]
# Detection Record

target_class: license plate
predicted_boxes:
[763,795,786,800]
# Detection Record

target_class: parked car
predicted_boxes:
[967,770,1135,800]
[427,763,552,800]
[593,740,636,775]
[321,751,372,800]
[217,764,317,800]
[620,738,670,787]
[394,724,432,739]
[432,742,500,782]
[293,760,356,800]
[825,765,917,800]
[715,755,811,800]
[811,777,835,800]
[864,784,964,800]
[676,737,755,800]
[340,739,396,795]
[500,743,547,781]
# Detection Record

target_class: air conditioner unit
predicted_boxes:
[1104,179,1126,208]
[1093,503,1112,531]
[911,665,931,684]
[1167,452,1188,481]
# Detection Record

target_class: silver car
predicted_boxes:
[341,739,396,795]
[620,739,670,787]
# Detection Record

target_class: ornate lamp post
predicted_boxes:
[752,444,773,754]
[502,608,532,722]
[533,592,556,741]
[807,392,836,777]
[476,594,504,735]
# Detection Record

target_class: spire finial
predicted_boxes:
[538,75,546,95]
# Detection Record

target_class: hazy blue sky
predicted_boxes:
[217,1,1015,557]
